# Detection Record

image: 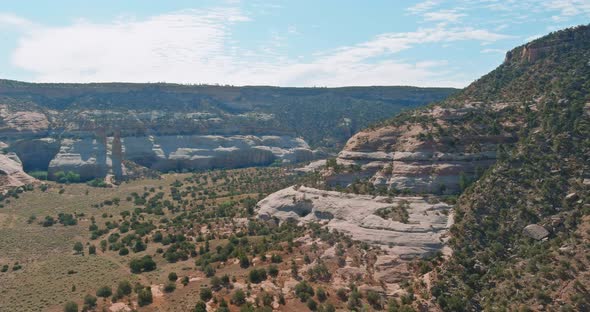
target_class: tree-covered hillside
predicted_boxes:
[433,25,590,311]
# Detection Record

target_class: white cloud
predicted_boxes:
[6,7,511,88]
[11,8,250,83]
[407,1,441,14]
[423,9,466,23]
[545,0,590,21]
[0,13,34,28]
[481,48,505,54]
[260,26,510,87]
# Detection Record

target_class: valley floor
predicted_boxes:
[0,167,444,312]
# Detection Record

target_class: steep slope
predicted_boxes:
[319,25,589,310]
[432,26,590,311]
[327,26,589,196]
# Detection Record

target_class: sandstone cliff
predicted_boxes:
[42,134,320,181]
[0,153,36,191]
[0,85,454,183]
[326,102,519,193]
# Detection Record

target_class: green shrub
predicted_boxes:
[248,268,267,284]
[116,280,132,297]
[29,171,48,180]
[138,288,153,306]
[83,294,97,308]
[294,281,314,302]
[164,282,176,293]
[63,301,78,312]
[200,287,212,302]
[96,286,112,298]
[232,289,246,306]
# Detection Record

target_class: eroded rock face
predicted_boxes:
[122,134,316,171]
[48,138,109,181]
[10,138,60,171]
[326,102,519,193]
[257,186,452,258]
[0,153,36,191]
[0,105,50,137]
[44,134,319,180]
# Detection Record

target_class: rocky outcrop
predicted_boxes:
[111,130,123,179]
[325,102,519,193]
[505,38,575,64]
[43,134,320,180]
[522,224,550,240]
[48,138,109,181]
[0,83,455,146]
[0,84,455,182]
[257,186,452,257]
[0,153,36,190]
[9,138,60,171]
[0,105,50,137]
[122,134,317,171]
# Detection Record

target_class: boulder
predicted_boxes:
[0,105,50,136]
[523,224,549,240]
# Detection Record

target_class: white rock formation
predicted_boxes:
[324,102,519,194]
[293,159,327,174]
[0,153,36,190]
[45,134,319,180]
[122,134,316,171]
[257,186,452,257]
[48,138,109,180]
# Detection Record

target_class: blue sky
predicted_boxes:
[0,0,589,87]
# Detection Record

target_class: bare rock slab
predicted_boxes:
[257,186,453,258]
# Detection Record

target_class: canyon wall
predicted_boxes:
[324,102,520,194]
[0,84,455,182]
[30,134,319,181]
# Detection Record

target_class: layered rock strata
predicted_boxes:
[44,134,319,180]
[326,102,520,193]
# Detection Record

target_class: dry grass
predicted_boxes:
[0,167,350,312]
[0,175,182,312]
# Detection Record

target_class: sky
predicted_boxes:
[0,0,589,88]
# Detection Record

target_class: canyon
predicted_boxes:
[0,23,588,312]
[0,83,454,183]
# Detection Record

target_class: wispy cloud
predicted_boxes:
[525,33,544,42]
[423,9,466,23]
[481,48,505,54]
[407,1,441,14]
[3,4,512,88]
[544,0,590,21]
[287,25,299,35]
[0,13,34,28]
